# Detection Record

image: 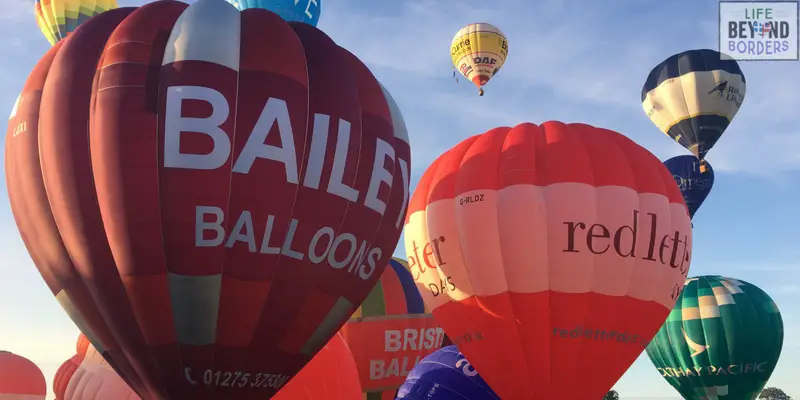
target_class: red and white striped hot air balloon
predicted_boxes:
[0,351,46,400]
[404,122,693,399]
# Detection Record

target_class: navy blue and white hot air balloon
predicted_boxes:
[664,155,714,219]
[395,345,499,400]
[642,49,746,172]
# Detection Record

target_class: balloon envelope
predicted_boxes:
[273,333,362,399]
[340,258,447,397]
[646,275,783,400]
[642,49,745,166]
[0,351,46,399]
[5,1,410,399]
[404,122,693,399]
[34,0,119,45]
[451,23,508,94]
[663,155,714,219]
[396,345,498,399]
[224,0,321,26]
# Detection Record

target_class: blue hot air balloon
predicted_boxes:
[224,0,321,26]
[664,155,714,219]
[395,345,499,400]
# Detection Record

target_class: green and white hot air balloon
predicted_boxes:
[646,276,783,400]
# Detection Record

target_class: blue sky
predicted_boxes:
[0,0,798,398]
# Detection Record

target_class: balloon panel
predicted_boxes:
[404,122,692,399]
[342,315,445,392]
[6,1,410,399]
[663,155,714,219]
[342,258,447,393]
[450,23,508,88]
[646,276,783,400]
[641,49,745,159]
[224,0,321,26]
[396,345,499,400]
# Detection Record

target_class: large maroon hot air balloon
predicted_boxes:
[4,0,411,398]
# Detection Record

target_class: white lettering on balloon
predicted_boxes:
[162,85,409,218]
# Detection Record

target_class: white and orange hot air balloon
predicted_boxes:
[0,351,46,400]
[404,122,693,399]
[63,338,140,400]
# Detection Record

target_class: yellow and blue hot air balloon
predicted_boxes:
[34,0,118,46]
[642,49,746,172]
[451,23,509,96]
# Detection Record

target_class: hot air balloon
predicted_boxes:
[273,333,362,399]
[404,122,693,399]
[396,345,499,399]
[64,338,140,400]
[451,23,508,96]
[0,351,46,400]
[54,355,82,400]
[223,0,321,26]
[5,0,411,399]
[642,49,746,172]
[663,155,714,220]
[34,0,119,46]
[646,276,783,400]
[64,364,141,400]
[339,258,447,399]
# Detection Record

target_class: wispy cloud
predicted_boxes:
[0,0,32,21]
[323,0,800,179]
[775,285,800,295]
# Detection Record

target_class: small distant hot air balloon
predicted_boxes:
[340,258,447,399]
[6,0,410,398]
[404,122,693,399]
[642,49,746,172]
[54,355,82,400]
[273,333,362,399]
[664,155,714,220]
[34,0,119,45]
[646,276,784,400]
[0,351,46,400]
[223,0,321,26]
[396,345,499,399]
[451,23,508,96]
